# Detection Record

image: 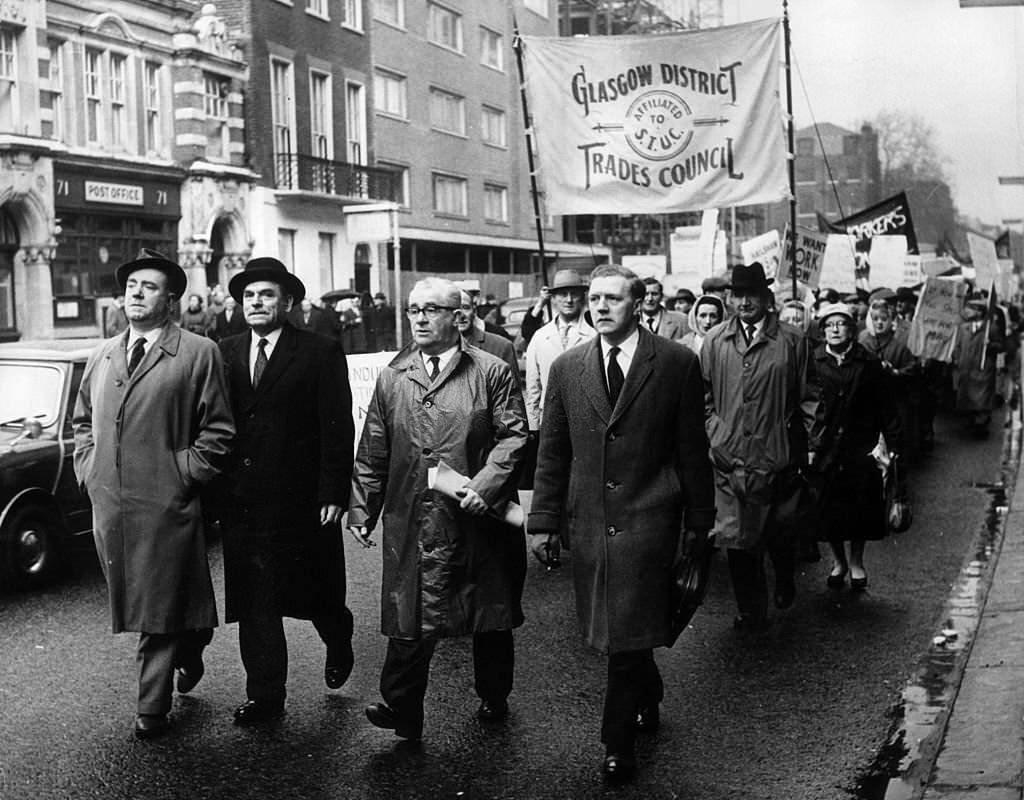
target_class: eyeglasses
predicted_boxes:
[822,321,851,330]
[405,304,456,319]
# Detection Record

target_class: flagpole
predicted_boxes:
[512,15,550,287]
[783,0,798,298]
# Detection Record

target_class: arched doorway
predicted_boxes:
[0,206,19,337]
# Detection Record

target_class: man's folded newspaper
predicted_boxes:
[427,461,525,528]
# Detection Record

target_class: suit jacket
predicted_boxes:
[463,324,521,387]
[288,306,339,339]
[642,307,689,341]
[524,316,597,429]
[529,326,714,654]
[217,323,355,621]
[211,308,247,341]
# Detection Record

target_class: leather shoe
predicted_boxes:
[850,575,868,591]
[635,704,660,733]
[365,701,422,740]
[602,751,636,783]
[134,714,170,740]
[774,574,797,610]
[233,699,284,727]
[175,660,205,694]
[325,640,354,690]
[826,569,847,589]
[477,699,509,722]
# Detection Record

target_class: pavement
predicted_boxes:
[921,412,1024,800]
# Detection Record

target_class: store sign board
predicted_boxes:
[84,181,144,206]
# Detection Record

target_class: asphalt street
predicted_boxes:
[0,408,1008,800]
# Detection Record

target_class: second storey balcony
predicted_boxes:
[274,153,397,204]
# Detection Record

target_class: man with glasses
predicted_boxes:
[701,262,821,631]
[348,277,529,741]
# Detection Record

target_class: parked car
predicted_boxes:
[0,340,100,590]
[499,296,541,341]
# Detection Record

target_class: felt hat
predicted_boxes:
[550,269,587,291]
[724,262,773,292]
[868,287,897,304]
[701,274,729,293]
[228,257,306,303]
[115,249,187,298]
[817,302,856,325]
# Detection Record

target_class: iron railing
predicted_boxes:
[274,153,398,202]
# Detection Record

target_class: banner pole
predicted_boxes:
[783,0,798,298]
[512,15,550,287]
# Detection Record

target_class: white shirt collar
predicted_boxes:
[249,326,284,380]
[601,326,640,363]
[421,344,459,375]
[127,325,162,353]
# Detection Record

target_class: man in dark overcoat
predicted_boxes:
[73,250,234,739]
[217,257,356,726]
[348,277,528,741]
[528,264,715,783]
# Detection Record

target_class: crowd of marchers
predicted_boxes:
[71,250,1015,786]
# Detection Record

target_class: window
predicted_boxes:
[45,42,66,141]
[346,81,366,165]
[481,105,506,148]
[343,0,362,30]
[307,0,328,17]
[480,27,503,71]
[378,161,409,206]
[109,53,127,147]
[278,229,296,271]
[144,62,161,154]
[0,28,15,79]
[432,173,467,216]
[204,73,229,160]
[429,88,465,135]
[373,0,404,26]
[373,69,406,118]
[796,138,814,156]
[427,3,462,52]
[271,58,296,186]
[318,233,335,293]
[524,0,548,17]
[0,28,16,130]
[85,49,102,144]
[310,72,333,162]
[484,183,508,223]
[843,135,860,156]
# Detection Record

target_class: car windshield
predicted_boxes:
[0,363,64,428]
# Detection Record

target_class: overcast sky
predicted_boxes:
[724,0,1024,228]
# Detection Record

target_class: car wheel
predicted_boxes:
[1,505,64,590]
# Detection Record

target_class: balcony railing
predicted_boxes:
[274,153,397,203]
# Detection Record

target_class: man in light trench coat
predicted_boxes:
[73,250,234,739]
[528,264,715,783]
[348,277,528,741]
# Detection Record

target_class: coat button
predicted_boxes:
[422,448,432,456]
[607,526,617,536]
[422,542,433,553]
[243,458,252,466]
[114,379,123,387]
[606,480,618,490]
[608,432,617,441]
[424,400,433,408]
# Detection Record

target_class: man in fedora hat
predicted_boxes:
[524,268,596,431]
[216,256,356,725]
[701,262,822,631]
[73,249,234,739]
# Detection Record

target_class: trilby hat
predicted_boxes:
[724,262,773,292]
[115,248,187,298]
[550,268,587,291]
[228,257,306,303]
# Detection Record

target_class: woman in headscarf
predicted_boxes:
[680,293,725,355]
[811,303,902,591]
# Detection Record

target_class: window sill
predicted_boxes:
[433,211,469,221]
[375,111,409,123]
[429,128,468,140]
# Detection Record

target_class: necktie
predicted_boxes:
[127,338,146,377]
[647,316,657,331]
[746,324,756,344]
[428,355,440,381]
[252,338,268,388]
[559,323,570,350]
[607,346,624,406]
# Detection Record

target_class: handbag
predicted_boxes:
[885,455,913,533]
[667,530,715,646]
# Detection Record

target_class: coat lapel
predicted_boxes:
[108,331,130,381]
[609,328,655,426]
[127,323,180,385]
[580,338,612,424]
[253,324,297,397]
[227,334,257,410]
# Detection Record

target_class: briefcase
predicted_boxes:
[668,530,715,646]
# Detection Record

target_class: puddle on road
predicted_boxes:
[852,421,1017,800]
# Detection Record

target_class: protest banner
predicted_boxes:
[622,254,666,281]
[777,225,828,291]
[348,351,397,450]
[902,254,924,287]
[741,229,781,279]
[669,224,705,290]
[818,234,857,293]
[832,192,919,254]
[906,276,968,362]
[922,256,957,278]
[864,235,908,289]
[997,258,1015,299]
[520,18,787,215]
[966,231,999,290]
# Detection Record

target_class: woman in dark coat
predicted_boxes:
[811,303,902,590]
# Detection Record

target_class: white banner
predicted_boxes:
[741,230,781,279]
[902,254,924,287]
[907,277,968,362]
[998,258,1014,300]
[967,231,999,290]
[520,18,787,215]
[348,351,398,450]
[865,235,908,289]
[778,226,828,291]
[819,234,858,294]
